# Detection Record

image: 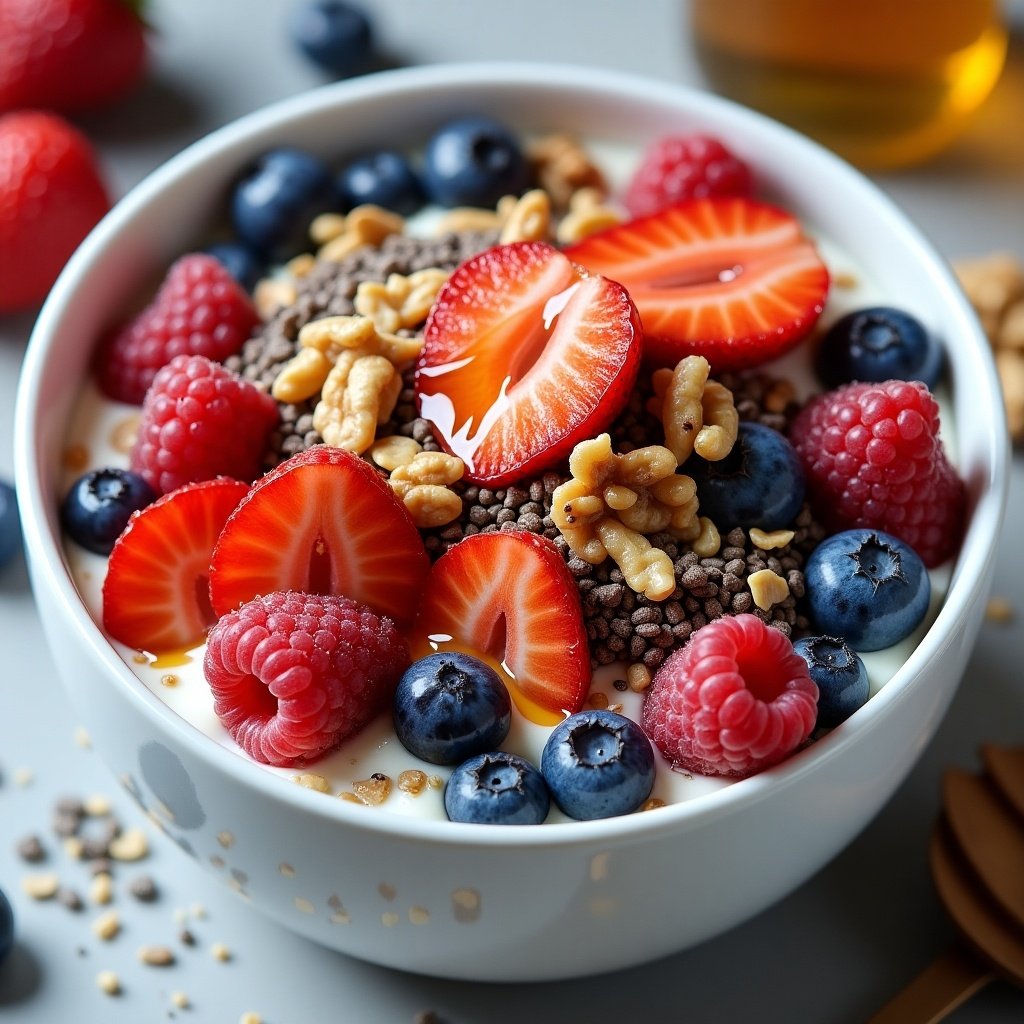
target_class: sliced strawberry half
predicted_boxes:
[209,446,429,629]
[564,197,830,372]
[410,532,590,725]
[102,478,250,654]
[415,241,642,487]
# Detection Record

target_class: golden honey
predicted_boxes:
[691,0,1007,169]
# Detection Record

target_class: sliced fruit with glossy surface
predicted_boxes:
[564,197,829,372]
[415,241,642,487]
[102,477,250,654]
[209,446,429,629]
[410,531,590,725]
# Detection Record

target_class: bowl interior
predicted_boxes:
[13,62,1009,846]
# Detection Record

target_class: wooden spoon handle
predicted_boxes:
[866,943,995,1024]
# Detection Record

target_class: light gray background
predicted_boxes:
[1,1,1022,1021]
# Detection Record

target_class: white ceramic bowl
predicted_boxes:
[14,63,1009,982]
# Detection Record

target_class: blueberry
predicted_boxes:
[0,886,12,965]
[0,479,20,570]
[689,421,805,531]
[231,148,338,261]
[421,116,531,209]
[444,751,550,825]
[337,151,425,217]
[61,468,156,555]
[540,710,655,821]
[816,306,943,389]
[289,0,374,77]
[203,242,264,292]
[805,529,930,652]
[393,653,512,765]
[792,635,870,728]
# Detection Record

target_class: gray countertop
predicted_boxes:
[1,1,1022,1021]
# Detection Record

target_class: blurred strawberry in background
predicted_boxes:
[0,0,148,115]
[0,0,146,312]
[0,111,110,312]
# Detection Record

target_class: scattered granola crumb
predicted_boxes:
[211,941,231,962]
[91,910,121,941]
[84,794,112,817]
[108,826,149,861]
[397,769,428,795]
[89,872,113,906]
[179,928,196,947]
[14,767,34,787]
[171,991,190,1010]
[278,862,296,877]
[239,1013,262,1024]
[641,797,667,811]
[73,726,92,749]
[349,773,392,805]
[986,596,1015,624]
[96,969,121,996]
[291,772,331,793]
[138,944,176,966]
[22,872,60,900]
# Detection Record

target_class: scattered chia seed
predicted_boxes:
[129,875,159,902]
[58,887,84,912]
[16,834,46,862]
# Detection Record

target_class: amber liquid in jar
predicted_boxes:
[691,0,1007,170]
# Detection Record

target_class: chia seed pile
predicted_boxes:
[229,230,827,671]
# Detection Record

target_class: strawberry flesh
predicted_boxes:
[410,532,590,725]
[564,197,829,372]
[102,478,250,654]
[416,241,642,487]
[209,446,429,629]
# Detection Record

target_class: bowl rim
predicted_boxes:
[14,60,1010,850]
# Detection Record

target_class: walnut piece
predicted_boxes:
[555,186,622,244]
[649,356,739,464]
[316,204,404,262]
[388,451,465,527]
[354,268,449,336]
[527,133,607,210]
[551,433,703,600]
[272,313,422,454]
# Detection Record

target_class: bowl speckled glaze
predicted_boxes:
[14,63,1009,981]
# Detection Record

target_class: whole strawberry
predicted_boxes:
[0,111,110,312]
[789,379,965,567]
[96,253,260,404]
[0,0,147,115]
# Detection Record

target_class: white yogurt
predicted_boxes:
[59,224,954,823]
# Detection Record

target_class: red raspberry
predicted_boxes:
[96,253,259,404]
[205,591,410,768]
[130,353,279,495]
[789,379,964,567]
[624,134,753,218]
[642,615,818,779]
